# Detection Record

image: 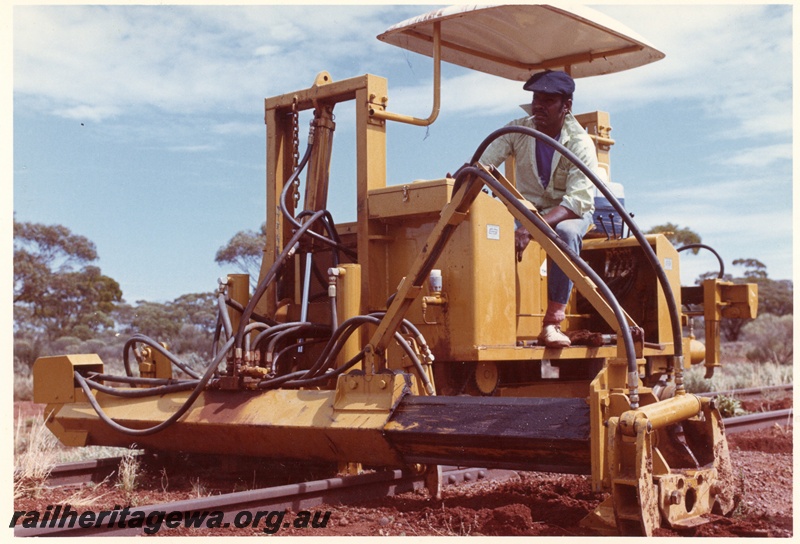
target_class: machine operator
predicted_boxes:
[479,70,600,349]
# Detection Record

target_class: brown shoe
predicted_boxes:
[538,324,571,348]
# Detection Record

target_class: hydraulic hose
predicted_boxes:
[251,321,315,352]
[234,209,332,351]
[471,126,684,362]
[279,142,356,261]
[77,337,235,436]
[218,291,234,338]
[277,350,366,388]
[211,310,223,358]
[272,339,328,369]
[457,165,639,399]
[318,314,434,394]
[86,374,191,386]
[123,334,201,380]
[82,376,200,398]
[678,243,725,279]
[264,324,330,367]
[252,312,434,394]
[256,350,365,390]
[224,298,275,326]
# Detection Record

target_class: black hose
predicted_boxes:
[211,309,223,358]
[264,325,331,366]
[234,209,332,351]
[225,298,276,326]
[122,334,201,380]
[279,145,356,261]
[252,312,433,394]
[277,350,366,388]
[294,316,367,379]
[471,126,683,361]
[218,292,234,337]
[251,322,315,352]
[83,377,200,398]
[295,209,349,260]
[86,373,193,386]
[272,339,327,367]
[460,165,638,382]
[77,337,235,436]
[677,243,725,279]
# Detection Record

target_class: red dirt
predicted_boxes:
[13,401,793,537]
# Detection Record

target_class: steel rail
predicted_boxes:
[697,383,792,400]
[15,466,516,537]
[723,408,794,434]
[43,455,138,488]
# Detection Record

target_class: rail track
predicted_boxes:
[14,466,516,537]
[16,385,792,537]
[724,408,793,434]
[696,383,793,400]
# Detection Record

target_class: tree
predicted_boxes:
[171,292,218,334]
[114,292,218,356]
[742,314,793,365]
[215,223,266,283]
[116,301,183,340]
[732,258,768,280]
[646,223,702,253]
[14,220,97,304]
[14,220,122,340]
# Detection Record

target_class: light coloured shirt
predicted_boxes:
[479,112,599,217]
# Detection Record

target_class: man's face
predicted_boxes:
[531,92,571,137]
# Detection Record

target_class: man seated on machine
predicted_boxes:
[480,70,601,348]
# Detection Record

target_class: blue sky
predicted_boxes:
[8,3,794,304]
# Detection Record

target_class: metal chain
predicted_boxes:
[291,97,301,207]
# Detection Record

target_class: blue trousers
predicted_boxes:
[547,213,593,304]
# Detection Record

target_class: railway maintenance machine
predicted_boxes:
[34,5,758,536]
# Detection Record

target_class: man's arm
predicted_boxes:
[515,205,580,257]
[541,205,580,228]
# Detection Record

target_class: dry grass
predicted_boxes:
[60,475,114,508]
[14,371,34,402]
[684,360,793,393]
[14,416,59,499]
[190,477,209,498]
[116,447,141,493]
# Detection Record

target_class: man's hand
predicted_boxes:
[515,226,533,261]
[542,205,580,228]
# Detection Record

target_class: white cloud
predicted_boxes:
[584,5,792,138]
[53,104,121,122]
[212,121,261,136]
[254,45,281,58]
[13,5,422,121]
[713,143,793,169]
[166,144,216,153]
[16,4,791,144]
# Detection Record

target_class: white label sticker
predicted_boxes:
[487,224,500,240]
[664,258,673,270]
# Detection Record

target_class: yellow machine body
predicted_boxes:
[33,5,759,536]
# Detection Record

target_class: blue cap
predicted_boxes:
[523,70,575,96]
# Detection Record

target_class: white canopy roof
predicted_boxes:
[378,4,664,80]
